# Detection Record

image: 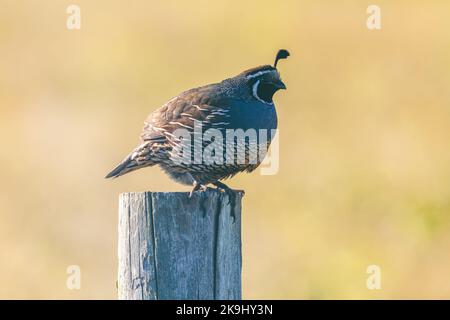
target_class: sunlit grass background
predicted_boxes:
[1,0,450,299]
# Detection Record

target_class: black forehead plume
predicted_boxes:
[274,49,290,68]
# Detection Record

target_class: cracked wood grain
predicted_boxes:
[117,189,243,300]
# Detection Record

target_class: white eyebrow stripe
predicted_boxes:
[169,121,193,129]
[246,70,274,79]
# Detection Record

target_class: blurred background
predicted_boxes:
[1,0,450,299]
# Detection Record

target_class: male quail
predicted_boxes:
[106,49,289,200]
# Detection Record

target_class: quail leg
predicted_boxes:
[189,181,207,197]
[212,181,237,221]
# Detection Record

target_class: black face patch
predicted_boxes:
[256,81,279,104]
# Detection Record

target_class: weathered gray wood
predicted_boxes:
[118,189,243,300]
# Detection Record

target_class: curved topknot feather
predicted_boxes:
[274,49,290,68]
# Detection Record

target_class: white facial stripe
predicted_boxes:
[246,70,273,79]
[252,80,274,105]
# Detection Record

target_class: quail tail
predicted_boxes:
[105,152,151,178]
[105,155,134,178]
[105,160,129,178]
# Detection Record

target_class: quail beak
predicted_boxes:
[274,80,286,90]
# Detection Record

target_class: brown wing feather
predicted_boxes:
[141,84,230,143]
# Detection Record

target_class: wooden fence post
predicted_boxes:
[117,189,243,300]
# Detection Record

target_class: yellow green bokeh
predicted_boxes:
[1,0,450,299]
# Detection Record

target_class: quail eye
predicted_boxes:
[252,80,278,104]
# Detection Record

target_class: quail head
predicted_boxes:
[106,49,289,198]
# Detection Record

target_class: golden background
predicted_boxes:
[1,0,450,299]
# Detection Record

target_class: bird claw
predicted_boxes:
[212,181,237,222]
[189,181,207,198]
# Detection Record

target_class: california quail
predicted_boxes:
[106,49,289,200]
